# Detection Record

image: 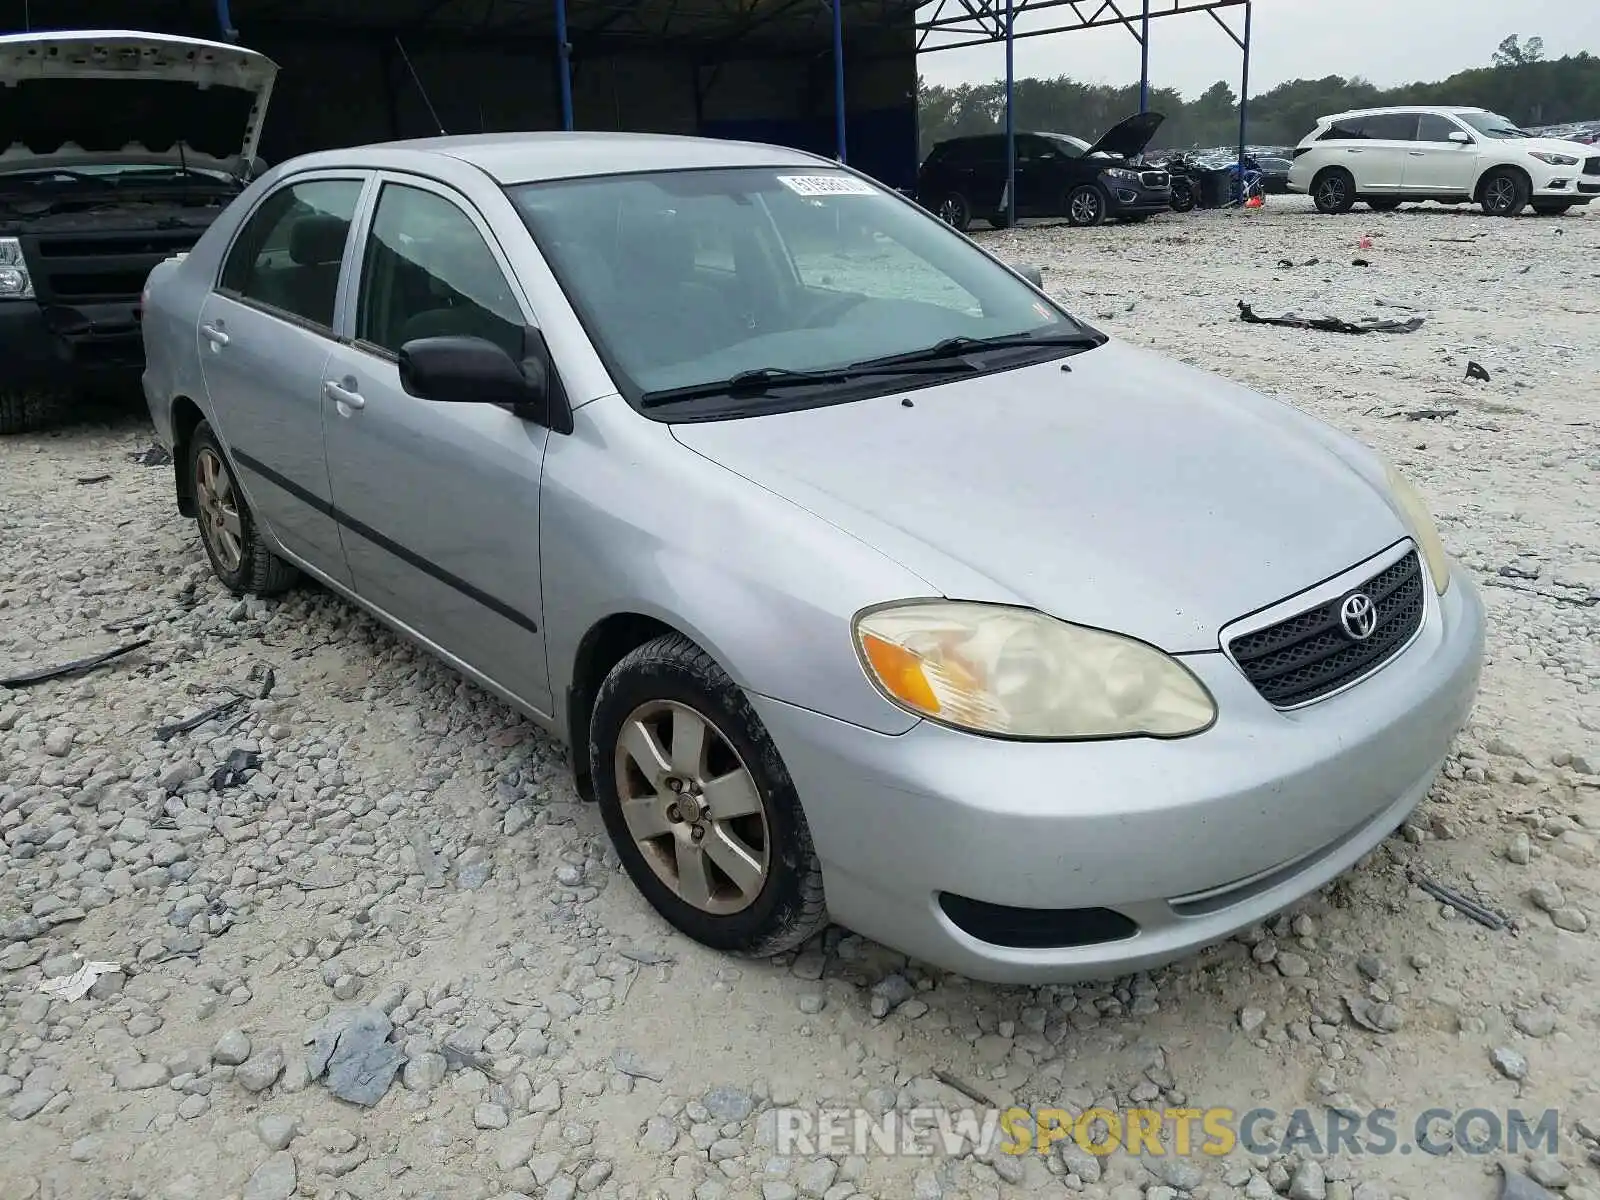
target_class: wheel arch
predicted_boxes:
[1474,162,1531,203]
[170,395,207,518]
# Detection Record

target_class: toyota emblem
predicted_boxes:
[1339,592,1378,641]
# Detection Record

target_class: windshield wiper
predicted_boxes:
[851,330,1103,371]
[639,362,974,408]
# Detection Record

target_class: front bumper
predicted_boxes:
[1103,181,1172,216]
[0,299,144,390]
[754,561,1485,985]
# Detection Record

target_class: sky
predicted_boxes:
[915,0,1600,99]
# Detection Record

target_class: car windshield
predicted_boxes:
[508,166,1088,407]
[1040,133,1092,157]
[1456,112,1531,139]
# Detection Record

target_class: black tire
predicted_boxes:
[1479,168,1530,217]
[1366,199,1402,212]
[1312,169,1356,214]
[1170,183,1196,213]
[1531,203,1573,217]
[1065,184,1107,227]
[589,633,828,957]
[936,193,972,232]
[987,208,1013,230]
[0,388,69,435]
[188,421,299,597]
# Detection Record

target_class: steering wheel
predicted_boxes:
[801,291,869,327]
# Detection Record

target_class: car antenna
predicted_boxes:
[393,36,448,136]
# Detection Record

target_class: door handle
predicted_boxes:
[200,323,229,347]
[1408,151,1425,157]
[1346,148,1363,154]
[322,379,366,410]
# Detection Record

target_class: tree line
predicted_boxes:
[917,36,1600,153]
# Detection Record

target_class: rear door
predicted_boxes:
[1403,113,1480,194]
[196,172,368,584]
[1346,113,1416,191]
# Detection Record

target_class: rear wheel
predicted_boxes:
[589,633,828,956]
[1479,168,1530,217]
[0,388,69,436]
[1065,184,1107,227]
[189,421,300,596]
[987,207,1013,230]
[1312,168,1356,214]
[936,193,972,232]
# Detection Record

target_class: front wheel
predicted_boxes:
[1170,182,1196,213]
[1312,169,1356,214]
[1480,169,1530,217]
[1531,203,1573,217]
[188,421,300,596]
[589,633,828,956]
[936,192,972,232]
[1065,184,1107,227]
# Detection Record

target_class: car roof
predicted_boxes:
[1323,105,1490,121]
[275,131,833,186]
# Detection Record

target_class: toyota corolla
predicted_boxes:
[139,132,1485,984]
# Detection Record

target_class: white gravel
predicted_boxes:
[2,195,1598,1200]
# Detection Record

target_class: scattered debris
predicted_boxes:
[1409,870,1510,931]
[210,748,262,790]
[1435,231,1487,243]
[933,1069,996,1107]
[1466,361,1492,382]
[131,443,173,467]
[2,638,153,689]
[304,1007,406,1107]
[1238,301,1424,334]
[39,961,122,1002]
[74,474,111,486]
[155,696,246,742]
[618,947,675,967]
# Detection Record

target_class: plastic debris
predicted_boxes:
[75,474,111,486]
[39,961,122,1002]
[1237,301,1424,335]
[211,749,262,790]
[1466,361,1491,381]
[305,1007,406,1107]
[2,638,153,689]
[131,443,173,467]
[156,696,245,742]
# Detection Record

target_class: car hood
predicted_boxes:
[1521,136,1598,159]
[669,341,1409,652]
[1084,112,1166,161]
[0,30,277,176]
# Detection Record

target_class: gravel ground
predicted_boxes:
[3,195,1599,1200]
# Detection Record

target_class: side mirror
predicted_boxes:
[398,330,567,430]
[1448,131,1472,145]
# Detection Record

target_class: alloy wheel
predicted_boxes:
[938,196,968,228]
[1485,177,1517,213]
[195,447,244,573]
[613,699,770,915]
[1070,190,1101,224]
[1316,177,1346,210]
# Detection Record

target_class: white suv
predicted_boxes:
[1288,106,1599,217]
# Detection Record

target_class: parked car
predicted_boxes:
[917,114,1172,230]
[1288,105,1600,217]
[140,131,1484,984]
[1256,156,1293,194]
[0,30,277,434]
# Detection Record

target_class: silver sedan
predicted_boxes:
[140,132,1484,984]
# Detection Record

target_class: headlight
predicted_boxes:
[1529,152,1579,166]
[1102,168,1140,183]
[1384,465,1451,595]
[853,601,1216,740]
[0,237,34,300]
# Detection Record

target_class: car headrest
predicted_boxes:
[289,213,350,267]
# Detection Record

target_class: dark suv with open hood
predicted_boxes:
[917,113,1171,231]
[0,30,277,433]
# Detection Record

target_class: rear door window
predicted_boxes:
[1417,114,1465,143]
[219,178,364,331]
[1360,113,1419,141]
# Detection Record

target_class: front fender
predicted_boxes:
[540,395,928,738]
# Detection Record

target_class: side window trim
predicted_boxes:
[344,170,538,365]
[213,169,372,337]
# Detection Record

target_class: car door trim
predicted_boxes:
[229,446,540,635]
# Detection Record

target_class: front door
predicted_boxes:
[196,174,367,584]
[1402,114,1480,194]
[1346,112,1418,192]
[320,174,555,714]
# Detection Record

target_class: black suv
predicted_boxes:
[917,114,1171,231]
[0,30,276,434]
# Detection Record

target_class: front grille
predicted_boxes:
[22,228,204,304]
[1140,170,1170,189]
[1585,156,1600,175]
[1229,551,1426,708]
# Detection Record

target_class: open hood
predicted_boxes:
[1083,111,1165,160]
[0,30,277,177]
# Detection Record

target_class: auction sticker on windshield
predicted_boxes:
[777,175,878,197]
